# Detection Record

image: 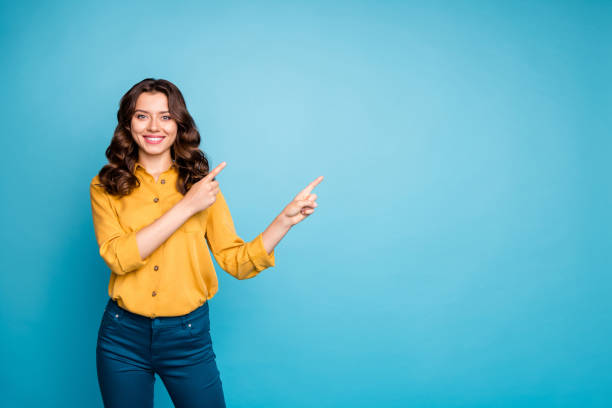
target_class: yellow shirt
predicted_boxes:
[89,161,275,318]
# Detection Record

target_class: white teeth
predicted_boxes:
[145,137,163,141]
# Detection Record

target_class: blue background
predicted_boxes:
[1,0,610,406]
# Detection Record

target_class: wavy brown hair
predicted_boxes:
[96,78,210,196]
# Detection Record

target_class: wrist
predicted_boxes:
[177,198,196,218]
[275,213,294,230]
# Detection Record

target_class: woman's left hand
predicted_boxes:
[280,176,324,227]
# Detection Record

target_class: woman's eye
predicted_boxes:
[162,115,171,120]
[136,114,147,119]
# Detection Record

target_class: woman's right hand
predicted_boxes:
[181,161,227,215]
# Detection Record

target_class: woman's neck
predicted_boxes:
[136,152,173,178]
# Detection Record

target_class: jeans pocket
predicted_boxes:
[186,318,208,337]
[98,312,110,341]
[185,311,212,349]
[99,308,122,335]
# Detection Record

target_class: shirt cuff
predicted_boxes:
[116,230,148,273]
[248,233,276,271]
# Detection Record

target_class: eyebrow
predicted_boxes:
[134,109,170,114]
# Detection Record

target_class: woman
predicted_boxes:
[90,78,323,408]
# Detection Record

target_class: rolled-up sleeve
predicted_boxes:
[205,188,275,280]
[90,179,149,275]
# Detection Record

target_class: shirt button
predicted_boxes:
[153,197,159,203]
[152,291,157,297]
[115,314,119,318]
[154,265,159,271]
[161,179,166,184]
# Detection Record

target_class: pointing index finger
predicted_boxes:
[206,161,227,181]
[301,175,324,195]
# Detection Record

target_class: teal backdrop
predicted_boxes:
[1,1,610,407]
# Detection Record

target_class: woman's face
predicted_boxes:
[130,91,178,160]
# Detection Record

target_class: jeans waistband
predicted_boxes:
[105,298,209,326]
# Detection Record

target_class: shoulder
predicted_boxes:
[89,174,109,198]
[90,174,103,189]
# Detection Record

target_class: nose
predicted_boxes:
[147,116,159,131]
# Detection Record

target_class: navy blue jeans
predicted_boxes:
[96,298,226,408]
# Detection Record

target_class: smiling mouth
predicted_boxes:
[143,135,165,144]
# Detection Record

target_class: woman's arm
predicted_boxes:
[261,175,324,254]
[261,215,292,255]
[136,162,227,260]
[203,175,323,280]
[91,178,198,275]
[134,199,196,260]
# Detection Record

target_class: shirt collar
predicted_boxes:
[134,160,177,173]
